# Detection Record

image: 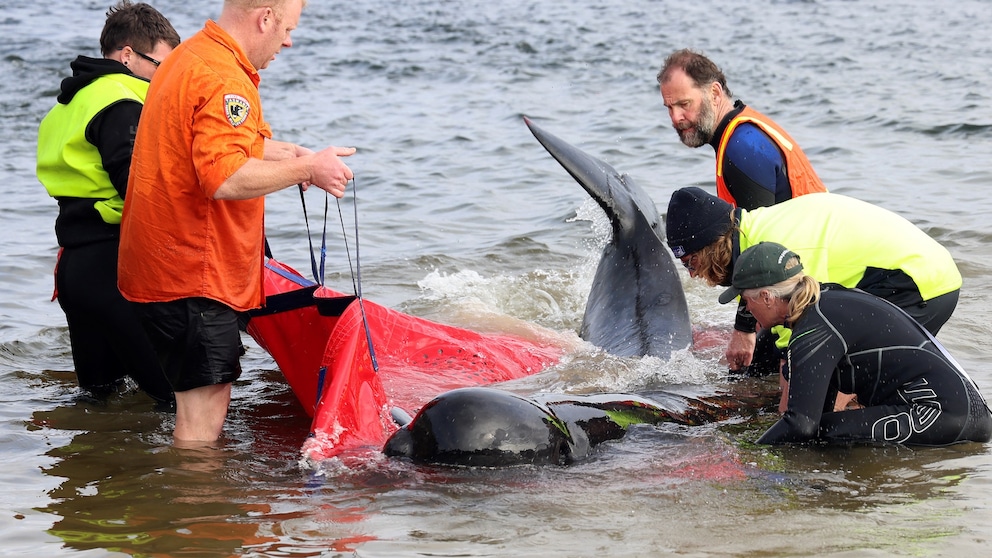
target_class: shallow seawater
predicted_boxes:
[2,0,992,556]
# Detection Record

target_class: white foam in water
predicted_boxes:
[10,0,992,555]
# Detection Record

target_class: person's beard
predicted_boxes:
[675,94,717,148]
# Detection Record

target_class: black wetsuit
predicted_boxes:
[759,285,992,446]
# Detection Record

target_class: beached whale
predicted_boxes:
[523,117,692,358]
[383,386,751,466]
[249,119,697,462]
[380,121,701,466]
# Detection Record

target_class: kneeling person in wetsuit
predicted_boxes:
[666,187,962,376]
[719,242,991,445]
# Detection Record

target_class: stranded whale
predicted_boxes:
[523,117,692,358]
[383,121,701,467]
[383,386,751,466]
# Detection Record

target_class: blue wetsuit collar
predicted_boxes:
[709,99,746,151]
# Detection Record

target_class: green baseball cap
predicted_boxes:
[718,242,803,304]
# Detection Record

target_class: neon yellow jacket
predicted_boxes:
[37,73,148,226]
[738,192,961,301]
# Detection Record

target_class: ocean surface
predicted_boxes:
[3,0,992,556]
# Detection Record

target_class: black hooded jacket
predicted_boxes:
[48,56,147,247]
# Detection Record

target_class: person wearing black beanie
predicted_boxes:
[662,187,962,385]
[666,186,735,259]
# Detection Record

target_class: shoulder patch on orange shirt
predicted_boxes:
[224,94,250,127]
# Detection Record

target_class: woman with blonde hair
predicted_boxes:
[720,242,990,446]
[665,186,962,376]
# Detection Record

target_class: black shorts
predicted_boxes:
[135,298,245,392]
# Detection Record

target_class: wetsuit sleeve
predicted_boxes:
[722,123,791,208]
[734,299,758,333]
[756,311,847,444]
[87,99,143,198]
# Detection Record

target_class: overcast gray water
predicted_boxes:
[3,0,992,556]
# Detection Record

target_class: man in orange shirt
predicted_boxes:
[119,0,354,443]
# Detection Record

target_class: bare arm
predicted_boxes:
[262,138,309,161]
[213,141,356,200]
[726,329,756,371]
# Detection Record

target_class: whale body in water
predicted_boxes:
[524,117,693,359]
[383,120,703,467]
[383,386,750,466]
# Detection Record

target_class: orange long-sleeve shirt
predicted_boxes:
[119,20,272,311]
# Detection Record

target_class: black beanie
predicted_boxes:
[665,187,734,258]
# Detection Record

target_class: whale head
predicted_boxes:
[383,387,581,467]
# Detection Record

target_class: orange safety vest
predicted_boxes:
[714,106,826,207]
